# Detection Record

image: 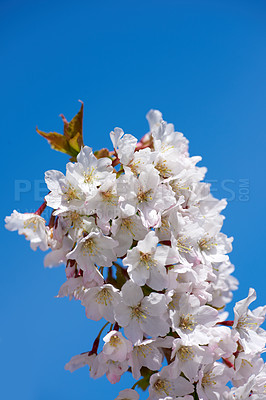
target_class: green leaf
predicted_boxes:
[136,376,150,392]
[69,132,83,153]
[137,368,155,391]
[36,101,84,160]
[116,265,127,289]
[141,285,154,297]
[35,129,77,156]
[60,101,84,144]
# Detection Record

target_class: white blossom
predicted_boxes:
[148,365,194,400]
[102,330,132,362]
[81,284,120,323]
[129,339,164,380]
[5,210,48,251]
[123,231,171,290]
[65,352,96,372]
[233,288,266,353]
[114,280,169,343]
[197,362,231,400]
[67,229,118,271]
[110,127,138,165]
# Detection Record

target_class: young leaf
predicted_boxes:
[36,101,84,160]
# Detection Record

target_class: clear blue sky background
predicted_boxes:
[1,1,266,399]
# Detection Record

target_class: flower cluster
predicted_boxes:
[5,109,266,400]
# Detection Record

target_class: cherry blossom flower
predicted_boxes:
[233,288,266,353]
[148,365,194,399]
[170,336,213,381]
[110,127,138,166]
[123,231,172,290]
[197,362,231,400]
[81,284,120,323]
[72,145,113,196]
[102,330,132,362]
[67,229,118,271]
[129,338,165,379]
[114,280,169,343]
[5,210,48,251]
[65,352,96,372]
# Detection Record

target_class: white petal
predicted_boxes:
[121,280,143,306]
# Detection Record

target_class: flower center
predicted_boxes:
[68,211,83,229]
[155,160,171,178]
[100,189,117,205]
[121,218,135,236]
[154,378,171,396]
[168,293,181,311]
[95,288,112,306]
[202,371,216,387]
[135,344,152,358]
[177,346,194,361]
[198,237,217,251]
[237,314,258,331]
[129,160,141,176]
[23,216,44,231]
[241,359,253,368]
[176,237,191,253]
[109,334,121,347]
[159,217,169,233]
[179,313,195,331]
[139,252,156,269]
[64,185,80,203]
[137,188,153,203]
[83,238,98,256]
[83,168,95,184]
[170,179,190,195]
[131,304,147,320]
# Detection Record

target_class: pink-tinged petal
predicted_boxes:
[124,319,143,344]
[121,280,143,306]
[141,315,169,338]
[114,303,131,327]
[137,231,158,253]
[143,293,167,316]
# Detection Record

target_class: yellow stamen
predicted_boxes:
[63,185,80,203]
[83,238,98,256]
[109,334,121,347]
[155,160,171,178]
[202,371,216,387]
[139,252,157,270]
[83,167,95,184]
[154,379,171,396]
[100,189,117,205]
[137,188,153,203]
[177,346,194,361]
[177,237,191,253]
[95,288,112,306]
[198,236,217,251]
[179,313,195,331]
[131,305,147,320]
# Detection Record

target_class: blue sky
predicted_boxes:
[1,1,266,399]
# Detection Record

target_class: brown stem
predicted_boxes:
[112,157,120,167]
[222,357,235,369]
[159,240,171,247]
[113,322,119,331]
[48,212,56,228]
[216,320,234,327]
[35,200,47,216]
